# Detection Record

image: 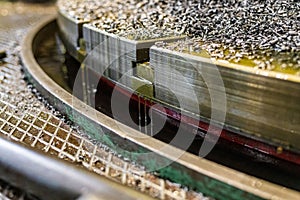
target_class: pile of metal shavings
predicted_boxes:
[164,0,300,74]
[0,2,210,200]
[57,0,183,40]
[59,0,300,74]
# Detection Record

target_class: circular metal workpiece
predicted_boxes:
[20,14,300,200]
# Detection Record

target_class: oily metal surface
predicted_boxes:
[0,2,207,200]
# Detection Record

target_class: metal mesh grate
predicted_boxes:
[0,93,205,199]
[0,2,210,200]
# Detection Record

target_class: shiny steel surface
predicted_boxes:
[55,5,300,193]
[21,14,300,200]
[0,2,151,200]
[23,17,209,200]
[151,46,300,150]
[0,2,206,200]
[57,7,300,154]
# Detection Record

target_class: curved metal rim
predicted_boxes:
[20,15,300,200]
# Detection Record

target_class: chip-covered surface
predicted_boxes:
[0,2,212,200]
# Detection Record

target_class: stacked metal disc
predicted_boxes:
[56,0,300,151]
[148,0,300,150]
[151,41,300,151]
